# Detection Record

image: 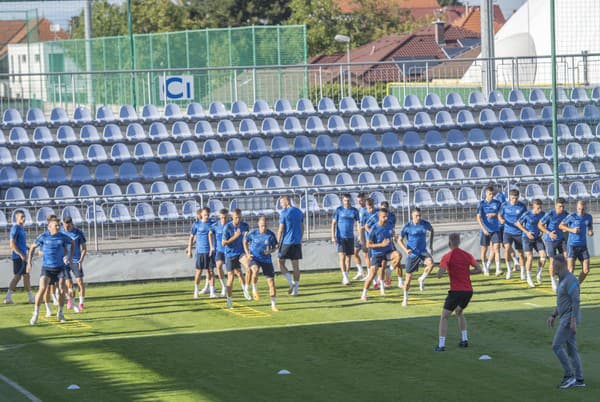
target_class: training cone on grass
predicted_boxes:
[278,369,291,375]
[479,355,492,360]
[67,384,80,390]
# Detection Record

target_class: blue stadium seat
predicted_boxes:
[10,208,33,226]
[266,175,285,194]
[577,161,595,179]
[118,104,138,123]
[202,139,223,158]
[535,163,553,180]
[110,143,132,162]
[150,181,170,199]
[370,113,391,132]
[391,150,412,169]
[29,186,51,205]
[591,180,600,198]
[73,106,93,125]
[171,121,192,139]
[54,185,76,203]
[305,116,326,135]
[96,105,116,123]
[165,160,186,180]
[70,164,92,185]
[243,176,263,193]
[491,165,509,179]
[85,204,108,224]
[26,107,46,126]
[479,108,500,128]
[446,167,466,185]
[36,207,56,225]
[315,134,335,154]
[414,189,435,208]
[0,166,19,186]
[457,187,478,206]
[149,122,170,142]
[510,126,530,145]
[118,162,139,182]
[547,183,568,200]
[317,97,337,115]
[194,120,216,139]
[553,88,570,105]
[123,123,145,142]
[380,170,398,187]
[208,101,230,119]
[445,92,465,111]
[349,114,370,133]
[391,189,409,209]
[252,100,272,118]
[435,110,455,130]
[424,93,444,111]
[131,142,153,162]
[557,124,574,143]
[300,194,319,215]
[479,146,500,165]
[181,200,200,218]
[312,173,331,187]
[261,117,283,136]
[274,98,294,117]
[225,138,245,157]
[134,203,156,222]
[302,154,323,174]
[358,171,376,186]
[4,187,26,206]
[436,188,457,207]
[283,116,304,136]
[322,193,341,213]
[56,125,77,144]
[402,131,422,151]
[569,181,590,200]
[86,143,108,163]
[468,90,487,109]
[583,104,600,124]
[524,184,545,202]
[435,148,456,168]
[158,201,180,221]
[446,129,467,149]
[522,144,544,163]
[141,161,163,181]
[513,164,534,181]
[498,108,519,127]
[163,103,183,122]
[334,172,354,190]
[324,153,345,173]
[369,151,390,171]
[381,132,401,151]
[382,95,402,113]
[490,127,510,146]
[392,112,412,130]
[508,89,527,107]
[467,128,487,147]
[413,149,434,169]
[78,184,98,201]
[50,107,70,126]
[9,127,29,145]
[573,123,594,141]
[539,105,553,124]
[208,199,226,214]
[141,104,162,123]
[361,95,380,113]
[32,127,53,145]
[257,156,279,176]
[173,179,193,197]
[414,111,434,130]
[296,98,316,116]
[15,146,36,166]
[531,125,552,144]
[234,157,256,177]
[402,169,420,183]
[339,96,360,115]
[239,118,260,137]
[211,158,233,178]
[94,163,116,184]
[221,178,241,195]
[519,107,539,125]
[186,102,205,120]
[468,166,488,184]
[457,147,478,167]
[488,90,507,108]
[279,155,301,175]
[80,125,100,143]
[358,133,379,152]
[565,142,585,161]
[337,133,357,153]
[179,140,200,160]
[289,174,308,188]
[529,89,550,107]
[271,136,290,156]
[424,168,443,184]
[424,130,444,150]
[248,137,268,156]
[347,152,368,171]
[61,205,83,225]
[457,110,476,129]
[587,141,600,159]
[197,178,217,192]
[592,87,600,103]
[403,94,423,112]
[123,182,144,200]
[560,105,580,124]
[22,166,43,186]
[0,130,5,146]
[0,147,12,166]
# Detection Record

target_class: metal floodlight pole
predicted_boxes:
[550,0,559,201]
[84,0,94,107]
[334,34,351,97]
[128,0,137,108]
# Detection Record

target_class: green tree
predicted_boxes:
[182,0,291,29]
[69,0,125,38]
[438,0,463,6]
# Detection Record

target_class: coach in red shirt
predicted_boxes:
[434,233,482,351]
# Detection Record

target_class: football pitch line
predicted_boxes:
[0,374,42,402]
[41,316,93,330]
[205,298,271,318]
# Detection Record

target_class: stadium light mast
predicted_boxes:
[84,0,94,107]
[335,34,351,97]
[550,0,559,201]
[127,0,137,109]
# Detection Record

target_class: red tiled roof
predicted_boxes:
[451,5,505,34]
[0,18,68,58]
[336,0,441,14]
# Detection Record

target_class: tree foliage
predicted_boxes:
[438,0,463,6]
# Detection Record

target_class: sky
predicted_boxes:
[0,0,529,33]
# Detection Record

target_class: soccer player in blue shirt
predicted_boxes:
[187,207,216,298]
[212,208,229,297]
[277,196,304,296]
[380,201,398,287]
[4,210,34,304]
[331,193,360,285]
[476,185,502,276]
[223,208,251,307]
[515,199,546,288]
[61,216,87,312]
[352,192,368,280]
[559,200,594,284]
[27,217,74,325]
[499,189,527,280]
[398,207,434,306]
[244,215,279,311]
[539,197,568,291]
[361,208,400,301]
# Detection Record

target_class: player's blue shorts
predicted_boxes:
[225,256,243,272]
[522,237,545,253]
[41,266,66,284]
[370,252,391,267]
[195,253,212,270]
[406,251,432,274]
[249,258,275,278]
[336,237,354,256]
[568,245,589,262]
[12,258,26,276]
[70,262,84,279]
[503,232,523,250]
[214,251,226,263]
[63,264,73,281]
[354,238,367,253]
[544,239,565,258]
[279,244,302,260]
[480,230,501,246]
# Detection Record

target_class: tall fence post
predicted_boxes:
[93,198,99,252]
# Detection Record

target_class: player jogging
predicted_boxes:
[353,192,368,280]
[187,207,216,298]
[435,233,481,351]
[211,208,229,297]
[331,193,360,285]
[277,196,304,296]
[515,199,547,287]
[538,197,568,292]
[498,189,527,280]
[476,185,502,276]
[3,210,35,304]
[61,216,87,312]
[559,200,593,284]
[223,208,251,308]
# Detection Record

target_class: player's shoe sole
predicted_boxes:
[558,377,576,389]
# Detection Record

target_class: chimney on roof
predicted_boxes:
[433,18,445,46]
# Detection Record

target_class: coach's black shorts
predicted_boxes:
[12,258,26,275]
[279,244,302,260]
[336,238,354,256]
[444,290,473,311]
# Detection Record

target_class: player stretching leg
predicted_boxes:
[539,198,568,291]
[476,185,502,276]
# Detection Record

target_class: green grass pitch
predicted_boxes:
[1,259,599,401]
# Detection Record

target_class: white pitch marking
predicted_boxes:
[0,374,42,402]
[524,302,542,307]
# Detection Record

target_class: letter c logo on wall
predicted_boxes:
[159,75,194,101]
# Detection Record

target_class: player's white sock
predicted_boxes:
[461,330,468,341]
[270,297,277,307]
[294,282,299,290]
[194,284,199,293]
[495,262,501,273]
[201,280,209,292]
[357,263,363,273]
[28,291,34,299]
[284,273,293,285]
[420,272,428,281]
[243,284,248,293]
[45,302,52,315]
[361,288,368,299]
[506,261,512,272]
[219,278,225,289]
[79,296,84,305]
[398,277,404,287]
[520,266,526,280]
[402,290,408,305]
[512,256,519,267]
[209,286,215,293]
[34,305,39,314]
[438,336,446,348]
[252,284,257,293]
[373,277,379,285]
[6,289,13,299]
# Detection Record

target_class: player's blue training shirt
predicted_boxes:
[35,232,73,268]
[494,191,507,204]
[191,220,213,254]
[388,211,396,229]
[9,224,27,260]
[246,229,278,263]
[211,220,227,252]
[400,220,433,254]
[499,201,527,235]
[368,223,395,256]
[540,210,568,242]
[61,227,86,263]
[333,206,359,239]
[477,199,502,233]
[279,206,303,245]
[518,210,544,239]
[223,221,249,257]
[358,206,368,227]
[363,209,379,235]
[562,213,593,246]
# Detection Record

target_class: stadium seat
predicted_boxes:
[553,88,570,105]
[176,140,199,160]
[524,183,545,202]
[56,125,77,144]
[274,98,294,117]
[85,144,107,163]
[171,121,192,139]
[535,163,553,180]
[402,131,422,151]
[522,144,544,164]
[130,142,152,162]
[122,182,143,200]
[133,203,156,222]
[392,112,412,130]
[457,187,478,206]
[172,179,193,198]
[577,161,595,179]
[565,142,585,161]
[547,183,568,200]
[361,95,380,113]
[381,132,401,151]
[467,128,487,147]
[370,113,391,132]
[382,95,402,113]
[140,161,163,181]
[413,112,434,131]
[265,175,285,194]
[508,89,527,107]
[242,176,263,193]
[519,107,540,125]
[479,108,500,127]
[225,138,245,157]
[543,143,563,161]
[358,171,376,186]
[378,170,398,188]
[222,178,242,196]
[33,127,53,145]
[324,115,345,134]
[322,193,341,213]
[468,166,488,184]
[391,150,412,169]
[445,92,465,111]
[457,147,478,167]
[402,169,421,183]
[194,120,216,139]
[446,167,466,185]
[78,184,98,201]
[119,104,139,123]
[324,153,345,173]
[165,160,186,180]
[186,102,205,120]
[403,94,423,112]
[73,106,93,125]
[252,100,272,118]
[255,156,278,176]
[94,163,116,184]
[315,134,335,154]
[592,87,600,103]
[414,189,434,208]
[560,105,580,124]
[118,162,139,183]
[181,200,200,219]
[61,206,83,225]
[312,173,331,187]
[468,91,487,109]
[300,194,319,215]
[110,143,132,163]
[269,136,289,156]
[391,189,409,209]
[529,89,550,106]
[491,165,509,180]
[26,107,47,127]
[573,123,594,141]
[457,110,476,129]
[123,123,145,142]
[435,148,456,168]
[208,101,230,119]
[50,107,70,126]
[260,117,282,137]
[424,93,444,111]
[337,133,357,153]
[279,155,301,175]
[334,172,354,190]
[161,103,182,122]
[570,88,590,107]
[317,97,337,115]
[488,90,507,108]
[234,157,256,177]
[149,181,170,200]
[194,178,216,193]
[4,187,26,206]
[424,130,445,150]
[499,107,519,127]
[54,185,76,203]
[207,158,230,178]
[424,168,443,184]
[29,186,51,205]
[15,146,36,166]
[531,125,552,144]
[369,151,390,171]
[435,188,457,207]
[347,152,368,171]
[413,149,434,169]
[435,110,455,130]
[283,116,304,136]
[289,174,308,188]
[156,201,179,221]
[70,164,92,185]
[200,139,222,159]
[239,119,260,137]
[9,127,29,145]
[148,122,170,142]
[247,137,268,156]
[539,106,553,125]
[569,181,590,200]
[80,125,100,143]
[583,104,600,124]
[591,180,600,198]
[510,126,530,145]
[513,164,534,181]
[0,147,12,166]
[296,98,316,116]
[339,96,360,115]
[558,161,575,176]
[293,135,313,155]
[349,114,370,133]
[358,133,379,152]
[587,141,600,159]
[22,166,43,186]
[501,145,521,165]
[35,207,56,226]
[446,129,467,149]
[479,146,500,165]
[0,130,6,146]
[96,105,116,123]
[140,104,161,123]
[302,154,323,174]
[0,166,19,186]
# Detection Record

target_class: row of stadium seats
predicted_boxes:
[3,87,600,128]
